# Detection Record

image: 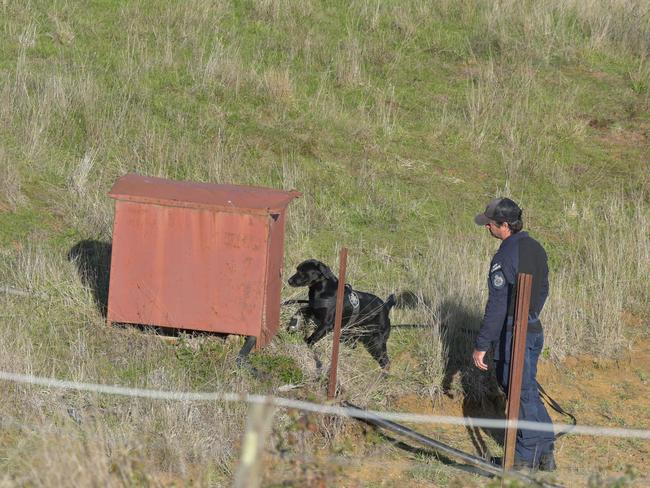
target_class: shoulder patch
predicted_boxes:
[491,270,506,290]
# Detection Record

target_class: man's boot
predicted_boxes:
[539,451,556,472]
[511,457,536,471]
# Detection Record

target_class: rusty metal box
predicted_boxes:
[106,174,300,348]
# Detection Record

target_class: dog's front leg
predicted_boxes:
[305,309,335,347]
[305,325,330,347]
[288,306,313,332]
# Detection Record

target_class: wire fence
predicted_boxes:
[1,370,649,440]
[4,409,646,487]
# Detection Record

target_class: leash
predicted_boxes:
[537,382,577,440]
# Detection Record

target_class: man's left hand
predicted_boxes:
[472,349,488,371]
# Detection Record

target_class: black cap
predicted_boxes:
[474,197,522,225]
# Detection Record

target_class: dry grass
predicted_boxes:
[0,0,649,485]
[0,248,250,486]
[544,195,650,359]
[0,157,26,212]
[261,67,294,102]
[198,40,248,93]
[335,36,364,88]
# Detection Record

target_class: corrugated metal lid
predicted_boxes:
[108,174,301,213]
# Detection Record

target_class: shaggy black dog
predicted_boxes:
[287,259,395,370]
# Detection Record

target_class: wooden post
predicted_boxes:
[232,403,276,488]
[503,273,533,471]
[327,247,348,400]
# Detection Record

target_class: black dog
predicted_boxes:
[287,259,395,370]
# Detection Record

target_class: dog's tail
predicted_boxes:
[384,293,397,313]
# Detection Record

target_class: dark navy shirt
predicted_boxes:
[475,231,549,352]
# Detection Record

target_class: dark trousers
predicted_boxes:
[494,330,554,464]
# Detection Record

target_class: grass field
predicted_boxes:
[1,0,649,486]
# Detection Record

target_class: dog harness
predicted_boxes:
[310,284,361,326]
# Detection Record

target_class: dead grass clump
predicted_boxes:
[463,58,568,185]
[376,84,397,136]
[250,0,315,22]
[388,3,420,40]
[0,392,246,487]
[0,158,26,212]
[252,0,287,21]
[476,0,650,61]
[261,67,294,103]
[49,13,75,46]
[335,37,364,87]
[200,41,248,93]
[60,155,113,238]
[545,195,650,359]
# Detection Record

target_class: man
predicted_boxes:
[472,197,556,471]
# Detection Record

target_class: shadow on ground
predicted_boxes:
[374,291,508,462]
[68,239,112,317]
[438,297,506,460]
[374,430,495,477]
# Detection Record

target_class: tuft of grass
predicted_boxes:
[261,67,294,102]
[0,156,26,212]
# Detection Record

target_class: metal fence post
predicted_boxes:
[503,272,532,471]
[327,247,348,400]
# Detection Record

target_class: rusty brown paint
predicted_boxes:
[107,174,300,349]
[503,273,533,471]
[327,247,348,400]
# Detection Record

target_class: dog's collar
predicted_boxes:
[310,293,336,309]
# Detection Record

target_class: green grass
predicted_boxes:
[1,0,649,486]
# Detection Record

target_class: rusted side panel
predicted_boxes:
[107,200,268,335]
[258,212,286,348]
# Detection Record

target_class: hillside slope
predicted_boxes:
[0,1,648,486]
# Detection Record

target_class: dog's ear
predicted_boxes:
[317,261,336,281]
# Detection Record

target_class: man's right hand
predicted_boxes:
[472,349,488,371]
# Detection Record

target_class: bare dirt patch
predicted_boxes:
[537,339,650,479]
